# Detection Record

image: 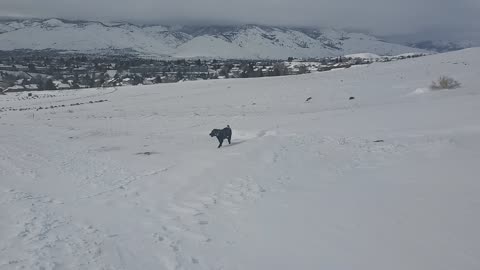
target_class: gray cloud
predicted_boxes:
[1,0,479,37]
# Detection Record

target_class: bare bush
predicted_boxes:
[430,76,461,90]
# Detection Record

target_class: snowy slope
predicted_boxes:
[0,19,425,59]
[1,48,480,270]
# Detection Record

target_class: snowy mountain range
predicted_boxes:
[0,18,427,59]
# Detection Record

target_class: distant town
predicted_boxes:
[0,50,425,93]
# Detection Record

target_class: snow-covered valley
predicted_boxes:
[1,48,479,270]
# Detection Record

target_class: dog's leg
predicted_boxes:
[228,136,231,144]
[217,137,223,148]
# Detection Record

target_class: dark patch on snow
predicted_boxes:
[222,140,246,148]
[136,151,159,156]
[0,99,108,113]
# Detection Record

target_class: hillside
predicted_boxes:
[0,18,426,59]
[1,48,479,270]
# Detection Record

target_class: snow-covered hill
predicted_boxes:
[0,18,426,59]
[1,48,480,270]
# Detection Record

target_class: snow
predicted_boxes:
[53,81,71,90]
[24,84,39,90]
[43,19,64,27]
[106,70,118,78]
[410,87,431,95]
[345,53,381,59]
[4,85,25,91]
[1,48,480,270]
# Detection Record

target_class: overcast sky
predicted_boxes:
[1,0,479,37]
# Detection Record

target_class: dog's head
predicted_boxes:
[209,129,219,137]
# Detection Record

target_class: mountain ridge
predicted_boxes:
[0,18,427,59]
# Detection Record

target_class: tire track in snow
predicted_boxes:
[0,88,118,109]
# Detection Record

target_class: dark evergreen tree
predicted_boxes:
[44,79,57,90]
[176,71,184,81]
[298,65,308,74]
[28,63,36,72]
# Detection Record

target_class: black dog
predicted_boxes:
[210,125,232,148]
